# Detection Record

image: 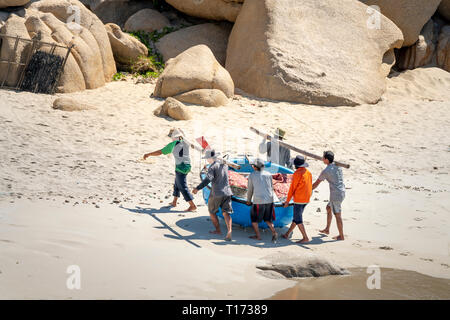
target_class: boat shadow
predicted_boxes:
[170,216,339,249]
[120,206,339,250]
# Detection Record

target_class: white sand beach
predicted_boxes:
[0,67,450,299]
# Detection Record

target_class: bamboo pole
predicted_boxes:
[51,43,74,94]
[250,126,350,169]
[16,37,37,91]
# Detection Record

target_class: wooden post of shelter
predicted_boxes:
[1,35,20,88]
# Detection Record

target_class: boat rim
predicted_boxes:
[199,166,293,208]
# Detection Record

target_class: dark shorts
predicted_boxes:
[293,204,307,224]
[208,195,233,215]
[173,171,193,202]
[251,203,275,223]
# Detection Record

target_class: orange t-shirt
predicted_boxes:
[286,168,312,204]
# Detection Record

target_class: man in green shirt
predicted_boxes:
[143,129,197,212]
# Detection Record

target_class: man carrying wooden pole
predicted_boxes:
[250,127,350,169]
[258,128,293,170]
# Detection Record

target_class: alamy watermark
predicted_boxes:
[66,5,82,33]
[66,265,81,290]
[367,5,381,30]
[366,265,381,290]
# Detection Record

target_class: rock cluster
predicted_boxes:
[0,0,116,92]
[1,0,448,107]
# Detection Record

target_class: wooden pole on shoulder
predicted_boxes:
[250,126,350,169]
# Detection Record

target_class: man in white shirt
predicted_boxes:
[246,159,278,243]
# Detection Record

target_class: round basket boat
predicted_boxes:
[200,157,294,228]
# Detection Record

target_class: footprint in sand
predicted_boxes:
[379,246,393,250]
[420,258,434,262]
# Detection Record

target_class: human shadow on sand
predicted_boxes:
[120,205,202,249]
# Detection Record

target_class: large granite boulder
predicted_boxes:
[360,0,442,47]
[0,0,29,9]
[30,0,116,83]
[226,0,403,106]
[24,12,86,92]
[156,22,232,66]
[53,97,96,111]
[174,88,229,107]
[83,0,155,28]
[0,14,31,87]
[124,8,170,33]
[257,252,349,279]
[105,23,148,66]
[0,0,117,92]
[154,97,193,120]
[154,44,234,99]
[165,0,242,23]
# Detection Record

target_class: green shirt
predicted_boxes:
[161,140,191,174]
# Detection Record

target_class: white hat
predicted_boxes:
[168,128,185,139]
[202,149,221,159]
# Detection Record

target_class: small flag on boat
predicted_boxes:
[196,136,211,150]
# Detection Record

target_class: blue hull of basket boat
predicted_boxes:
[200,158,294,228]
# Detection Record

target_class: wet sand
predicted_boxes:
[271,268,450,300]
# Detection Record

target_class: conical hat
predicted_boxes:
[168,128,185,139]
[274,128,286,139]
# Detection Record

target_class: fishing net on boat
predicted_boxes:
[20,50,64,94]
[228,171,293,202]
[229,171,249,198]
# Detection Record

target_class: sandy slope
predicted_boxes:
[0,67,449,299]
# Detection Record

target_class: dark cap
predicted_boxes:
[323,151,334,163]
[292,155,309,168]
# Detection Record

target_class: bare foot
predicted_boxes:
[225,232,232,241]
[249,235,261,240]
[209,230,222,235]
[319,229,330,234]
[185,205,197,212]
[296,238,310,243]
[333,235,345,240]
[272,233,278,243]
[282,233,289,239]
[169,201,177,207]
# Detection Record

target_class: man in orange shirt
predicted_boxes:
[282,155,312,243]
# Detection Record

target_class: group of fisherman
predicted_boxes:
[143,128,346,243]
